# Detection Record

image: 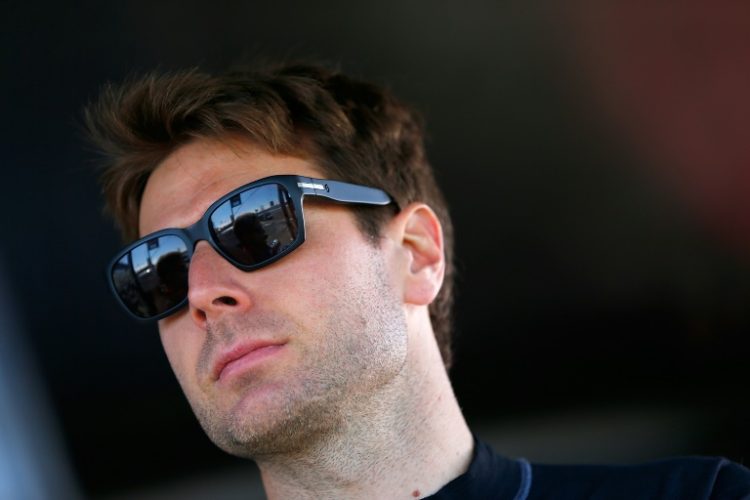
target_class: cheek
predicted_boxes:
[158,320,202,387]
[286,247,361,311]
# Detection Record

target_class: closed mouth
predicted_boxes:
[212,341,286,382]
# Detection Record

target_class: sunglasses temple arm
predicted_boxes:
[299,178,393,206]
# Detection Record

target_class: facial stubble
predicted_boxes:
[187,254,409,460]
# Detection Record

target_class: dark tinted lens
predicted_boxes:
[111,235,190,318]
[210,183,298,265]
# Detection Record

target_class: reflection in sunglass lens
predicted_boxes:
[111,235,190,318]
[210,183,298,266]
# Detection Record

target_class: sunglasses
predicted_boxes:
[108,175,393,320]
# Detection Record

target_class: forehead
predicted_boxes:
[139,138,323,236]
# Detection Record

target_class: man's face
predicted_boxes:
[139,138,409,457]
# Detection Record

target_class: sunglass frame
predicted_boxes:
[107,175,393,321]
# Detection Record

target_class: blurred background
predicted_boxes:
[2,1,749,498]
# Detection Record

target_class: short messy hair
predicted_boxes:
[84,62,456,369]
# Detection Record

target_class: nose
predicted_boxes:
[187,241,253,329]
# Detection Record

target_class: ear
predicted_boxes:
[385,203,445,306]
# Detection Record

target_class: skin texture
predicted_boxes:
[139,137,473,499]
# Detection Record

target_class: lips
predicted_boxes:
[212,340,286,382]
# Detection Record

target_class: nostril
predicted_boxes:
[214,296,238,306]
[192,308,207,324]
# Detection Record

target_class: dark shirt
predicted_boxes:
[427,438,750,499]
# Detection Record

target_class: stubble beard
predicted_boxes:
[188,256,409,460]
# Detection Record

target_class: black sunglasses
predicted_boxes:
[108,175,394,320]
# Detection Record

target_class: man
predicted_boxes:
[87,63,749,499]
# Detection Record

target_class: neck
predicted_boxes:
[257,313,473,499]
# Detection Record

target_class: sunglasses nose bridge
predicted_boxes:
[184,222,212,248]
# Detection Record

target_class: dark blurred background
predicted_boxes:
[2,1,749,498]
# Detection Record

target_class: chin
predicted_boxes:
[198,381,345,459]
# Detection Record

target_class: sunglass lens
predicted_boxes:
[111,235,190,318]
[209,183,298,266]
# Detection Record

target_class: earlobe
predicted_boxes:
[390,203,445,306]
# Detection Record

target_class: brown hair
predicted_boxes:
[85,63,455,369]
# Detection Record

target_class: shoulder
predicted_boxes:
[429,437,750,500]
[528,456,750,500]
